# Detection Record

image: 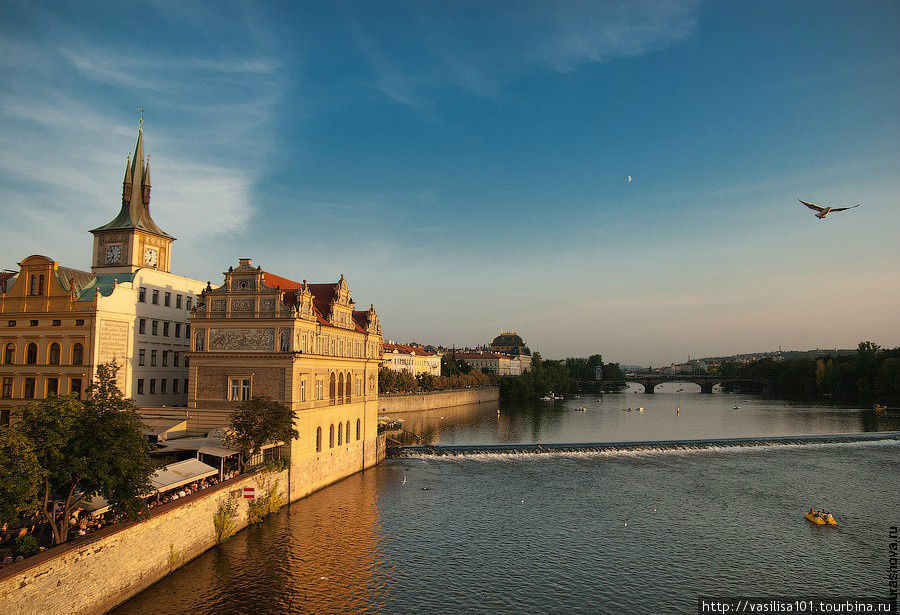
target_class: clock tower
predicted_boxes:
[90,121,174,273]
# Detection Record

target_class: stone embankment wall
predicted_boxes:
[379,387,499,414]
[0,433,387,615]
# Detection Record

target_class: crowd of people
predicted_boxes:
[0,466,244,567]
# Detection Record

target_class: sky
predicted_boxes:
[0,0,898,365]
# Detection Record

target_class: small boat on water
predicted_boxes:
[637,407,645,412]
[805,509,837,526]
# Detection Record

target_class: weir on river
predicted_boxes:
[391,431,900,457]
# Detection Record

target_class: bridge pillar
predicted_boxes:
[700,382,714,394]
[643,382,655,394]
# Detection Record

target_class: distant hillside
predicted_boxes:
[701,349,857,363]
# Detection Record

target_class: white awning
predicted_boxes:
[197,443,240,458]
[150,459,219,494]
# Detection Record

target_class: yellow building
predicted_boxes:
[187,259,384,492]
[0,124,205,424]
[382,342,441,376]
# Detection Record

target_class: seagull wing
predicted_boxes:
[798,199,825,213]
[828,204,860,213]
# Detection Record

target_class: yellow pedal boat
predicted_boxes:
[805,510,837,526]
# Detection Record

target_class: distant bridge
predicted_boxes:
[619,373,769,394]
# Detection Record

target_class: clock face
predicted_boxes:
[106,245,122,264]
[143,248,158,268]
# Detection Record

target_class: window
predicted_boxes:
[184,378,189,393]
[185,323,191,338]
[52,319,61,327]
[346,420,351,443]
[162,350,168,367]
[338,422,342,446]
[186,297,193,310]
[163,321,170,337]
[151,290,159,305]
[46,378,59,396]
[176,294,183,309]
[137,379,144,394]
[29,320,38,327]
[161,379,168,394]
[6,320,14,327]
[316,427,322,452]
[70,378,82,399]
[300,380,306,402]
[173,378,179,394]
[3,343,13,364]
[329,373,336,404]
[164,292,171,307]
[138,349,146,366]
[173,352,180,367]
[30,274,44,295]
[149,379,156,394]
[0,409,8,426]
[139,287,147,302]
[337,373,344,404]
[345,372,351,403]
[139,318,147,334]
[356,418,361,440]
[48,343,60,365]
[175,322,182,338]
[72,343,83,365]
[1,378,11,398]
[329,424,334,448]
[150,350,158,366]
[75,319,84,326]
[38,275,44,295]
[24,378,35,399]
[152,320,159,335]
[228,378,251,401]
[26,343,37,365]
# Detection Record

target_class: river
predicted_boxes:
[115,392,900,614]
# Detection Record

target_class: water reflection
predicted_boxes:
[381,393,899,446]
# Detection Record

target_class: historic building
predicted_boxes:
[382,342,441,376]
[0,124,205,423]
[487,330,533,372]
[187,259,384,486]
[456,351,527,376]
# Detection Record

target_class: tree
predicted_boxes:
[0,427,42,525]
[18,362,156,544]
[225,397,299,473]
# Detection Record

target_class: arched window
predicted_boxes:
[356,418,361,440]
[316,427,322,452]
[72,343,83,366]
[329,373,336,404]
[337,422,342,446]
[29,275,37,295]
[337,373,344,403]
[345,372,351,403]
[26,343,38,365]
[3,343,14,365]
[346,420,351,442]
[329,424,334,448]
[48,342,60,365]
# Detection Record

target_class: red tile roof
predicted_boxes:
[259,271,367,333]
[455,352,508,360]
[384,343,436,356]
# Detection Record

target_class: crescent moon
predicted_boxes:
[626,175,632,183]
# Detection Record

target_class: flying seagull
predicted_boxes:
[798,198,860,219]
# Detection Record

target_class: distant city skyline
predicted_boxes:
[1,1,898,365]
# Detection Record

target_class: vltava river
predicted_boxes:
[116,393,899,614]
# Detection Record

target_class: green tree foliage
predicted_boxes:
[0,427,42,524]
[499,353,577,401]
[379,367,493,394]
[15,362,156,544]
[720,341,900,402]
[225,397,299,473]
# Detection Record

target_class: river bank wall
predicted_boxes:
[0,434,386,615]
[379,387,499,414]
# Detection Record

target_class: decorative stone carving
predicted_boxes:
[230,298,254,312]
[209,327,274,351]
[261,299,276,312]
[210,300,226,312]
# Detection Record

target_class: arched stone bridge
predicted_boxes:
[621,373,769,394]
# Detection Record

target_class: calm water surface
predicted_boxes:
[116,394,900,614]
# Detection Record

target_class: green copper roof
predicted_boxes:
[75,272,137,301]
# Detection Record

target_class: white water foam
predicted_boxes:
[398,438,900,463]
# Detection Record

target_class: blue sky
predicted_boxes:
[1,1,898,364]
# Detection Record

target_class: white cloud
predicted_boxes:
[352,0,701,104]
